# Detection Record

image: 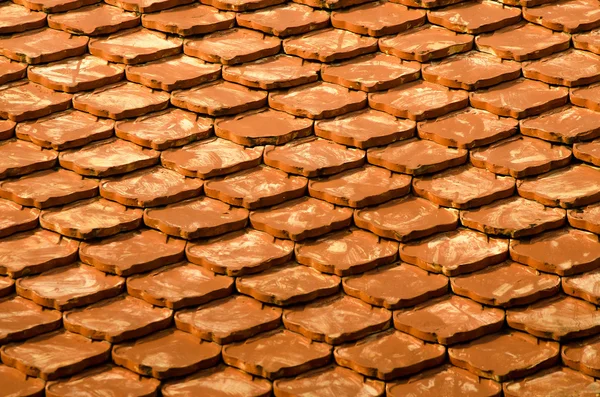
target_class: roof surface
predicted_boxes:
[1,0,600,395]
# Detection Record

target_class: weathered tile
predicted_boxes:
[47,4,139,36]
[523,0,600,33]
[428,0,522,34]
[331,2,425,37]
[283,28,378,62]
[0,28,88,64]
[236,3,329,37]
[142,4,235,36]
[0,295,62,344]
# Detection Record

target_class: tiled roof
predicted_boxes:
[2,0,600,394]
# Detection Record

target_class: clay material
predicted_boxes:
[235,3,329,37]
[520,105,600,144]
[523,0,600,33]
[0,198,39,238]
[331,2,425,37]
[283,28,377,62]
[141,4,234,36]
[522,49,600,87]
[428,0,522,34]
[503,367,600,397]
[0,28,88,64]
[0,364,45,397]
[568,202,600,234]
[0,81,72,122]
[0,57,26,86]
[0,295,62,344]
[563,268,600,304]
[562,334,600,378]
[0,3,46,34]
[574,139,600,166]
[47,4,140,36]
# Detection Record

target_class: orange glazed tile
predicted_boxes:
[417,108,517,149]
[47,4,139,36]
[63,295,172,343]
[171,81,267,116]
[367,138,468,175]
[222,329,332,379]
[79,229,185,276]
[89,28,182,65]
[0,295,61,344]
[236,4,330,37]
[0,57,26,85]
[321,53,420,92]
[269,82,367,119]
[369,81,469,121]
[0,119,16,140]
[115,109,212,150]
[73,82,170,120]
[0,3,46,34]
[563,335,600,378]
[0,277,14,297]
[16,263,124,310]
[222,55,320,90]
[354,196,459,242]
[523,49,600,87]
[388,364,502,397]
[283,294,391,344]
[0,229,78,278]
[0,139,57,179]
[574,139,600,166]
[524,0,600,33]
[0,169,97,209]
[460,196,566,238]
[143,197,248,239]
[127,262,233,309]
[204,165,307,209]
[504,367,600,397]
[574,29,600,55]
[428,0,522,34]
[16,110,114,151]
[295,228,398,276]
[214,108,313,146]
[185,228,293,276]
[0,364,45,397]
[293,0,372,9]
[274,365,384,397]
[476,22,570,61]
[448,331,559,382]
[175,295,281,344]
[112,329,221,379]
[126,55,221,92]
[250,197,353,241]
[517,164,600,208]
[568,202,600,234]
[378,25,473,62]
[315,109,415,149]
[161,365,271,397]
[283,28,377,62]
[520,105,600,144]
[333,329,446,380]
[264,137,365,177]
[331,2,426,37]
[184,28,280,65]
[200,0,284,11]
[236,262,340,305]
[12,0,99,13]
[510,228,600,276]
[451,261,560,307]
[570,82,600,111]
[0,81,72,122]
[161,138,263,178]
[142,4,235,36]
[104,0,193,13]
[421,51,521,91]
[0,198,39,238]
[38,198,143,240]
[0,28,88,64]
[308,165,411,208]
[470,78,569,119]
[394,295,505,345]
[0,330,110,380]
[45,365,160,397]
[400,228,509,276]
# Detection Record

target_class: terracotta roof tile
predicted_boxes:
[574,139,600,166]
[236,262,340,305]
[104,0,192,13]
[15,263,124,310]
[0,277,14,297]
[200,0,285,11]
[314,109,415,149]
[175,295,281,343]
[79,229,185,275]
[0,28,88,64]
[570,82,600,111]
[343,262,448,308]
[563,268,600,304]
[283,28,377,62]
[126,261,234,309]
[523,49,600,88]
[0,139,57,178]
[427,0,522,34]
[204,165,307,209]
[63,294,172,342]
[0,330,110,380]
[143,197,248,239]
[214,108,313,146]
[0,295,62,344]
[507,295,600,340]
[562,335,600,378]
[185,228,293,276]
[141,4,235,36]
[111,329,221,379]
[504,367,600,397]
[236,3,329,37]
[115,108,212,150]
[523,0,600,33]
[45,365,160,397]
[451,260,561,307]
[0,81,72,122]
[221,328,332,379]
[161,365,271,397]
[393,0,464,9]
[12,0,99,13]
[0,198,39,238]
[0,57,27,86]
[0,119,15,140]
[519,105,600,144]
[378,25,473,62]
[568,202,600,233]
[573,29,600,54]
[0,3,46,34]
[47,4,140,36]
[37,197,143,239]
[331,2,426,37]
[333,329,446,380]
[0,364,45,397]
[448,331,559,382]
